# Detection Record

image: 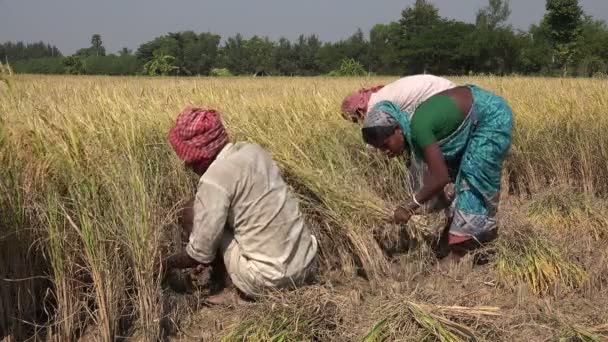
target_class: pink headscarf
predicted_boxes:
[340,85,385,122]
[168,107,229,171]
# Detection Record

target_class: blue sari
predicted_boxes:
[372,85,513,238]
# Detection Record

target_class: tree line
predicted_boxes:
[2,0,607,77]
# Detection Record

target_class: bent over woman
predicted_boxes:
[361,85,513,257]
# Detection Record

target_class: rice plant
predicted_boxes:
[527,188,608,241]
[496,232,588,295]
[1,75,607,340]
[0,61,12,90]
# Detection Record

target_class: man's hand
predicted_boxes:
[192,264,208,275]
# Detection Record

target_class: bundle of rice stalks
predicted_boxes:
[407,302,477,342]
[220,288,339,342]
[496,232,588,295]
[559,324,608,342]
[527,189,608,241]
[364,301,500,341]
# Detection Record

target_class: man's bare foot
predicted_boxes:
[205,288,250,306]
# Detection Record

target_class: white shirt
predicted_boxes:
[186,142,318,282]
[367,75,456,115]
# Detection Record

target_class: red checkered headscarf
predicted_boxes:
[168,107,229,171]
[340,85,385,123]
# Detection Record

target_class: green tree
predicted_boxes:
[400,0,441,37]
[63,56,86,74]
[398,0,443,73]
[12,57,64,74]
[143,51,177,76]
[218,34,247,74]
[545,0,583,75]
[317,30,368,74]
[422,20,477,74]
[118,47,132,56]
[476,0,512,30]
[294,35,321,75]
[577,55,607,76]
[83,55,140,75]
[464,1,523,75]
[519,21,554,74]
[137,32,219,75]
[90,34,106,56]
[369,23,401,74]
[186,32,221,75]
[244,36,275,75]
[273,38,297,75]
[0,41,62,62]
[577,16,608,61]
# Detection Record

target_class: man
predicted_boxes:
[164,107,318,305]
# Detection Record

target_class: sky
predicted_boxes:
[1,0,607,55]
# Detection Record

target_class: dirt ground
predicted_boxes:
[154,198,608,341]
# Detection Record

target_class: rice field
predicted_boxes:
[1,75,608,341]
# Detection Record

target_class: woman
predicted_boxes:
[361,85,513,257]
[342,75,457,214]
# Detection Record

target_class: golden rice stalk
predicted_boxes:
[559,324,608,342]
[0,61,12,90]
[497,234,588,295]
[405,301,475,342]
[421,304,501,318]
[368,301,499,341]
[527,189,608,241]
[221,288,339,342]
[362,318,389,342]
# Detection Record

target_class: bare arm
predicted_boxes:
[393,143,450,224]
[178,197,195,242]
[415,143,450,204]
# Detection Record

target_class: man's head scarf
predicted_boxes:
[168,107,229,169]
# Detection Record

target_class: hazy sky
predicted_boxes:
[1,0,607,55]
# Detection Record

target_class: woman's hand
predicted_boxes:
[393,199,419,224]
[393,206,414,224]
[443,183,455,204]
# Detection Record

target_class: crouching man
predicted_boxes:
[164,107,319,305]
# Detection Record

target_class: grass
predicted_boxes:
[1,75,608,340]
